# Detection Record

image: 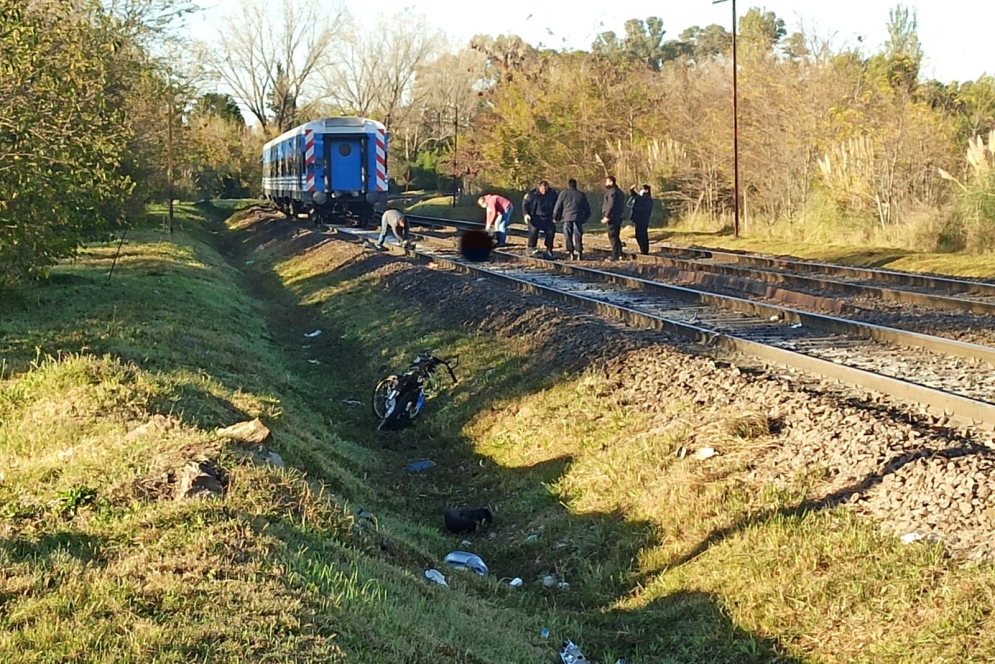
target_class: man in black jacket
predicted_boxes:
[552,179,592,260]
[522,180,558,258]
[628,184,654,254]
[601,175,626,260]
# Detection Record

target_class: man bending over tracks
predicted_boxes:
[477,194,513,247]
[375,208,411,250]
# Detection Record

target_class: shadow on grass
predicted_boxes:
[0,531,108,567]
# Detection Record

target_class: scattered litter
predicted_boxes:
[523,533,540,545]
[692,447,717,460]
[509,577,523,587]
[560,639,590,663]
[444,551,488,576]
[245,260,254,265]
[558,581,570,589]
[616,659,628,664]
[342,399,363,406]
[304,330,322,338]
[901,532,936,545]
[540,628,550,639]
[424,569,448,586]
[357,510,375,521]
[769,315,780,321]
[302,345,311,349]
[427,261,439,269]
[476,278,487,281]
[460,539,472,547]
[406,459,436,472]
[542,575,557,588]
[675,446,688,459]
[791,322,803,329]
[308,359,320,364]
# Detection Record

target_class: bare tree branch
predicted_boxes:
[322,9,441,130]
[214,0,346,131]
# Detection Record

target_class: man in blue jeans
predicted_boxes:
[375,208,412,249]
[553,179,592,260]
[477,194,513,247]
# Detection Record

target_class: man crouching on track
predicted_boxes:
[375,208,413,250]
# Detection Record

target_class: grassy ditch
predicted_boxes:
[3,201,995,662]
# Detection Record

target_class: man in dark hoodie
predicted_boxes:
[600,175,626,260]
[627,183,654,254]
[522,179,558,258]
[552,178,592,260]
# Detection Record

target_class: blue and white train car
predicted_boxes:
[261,117,389,225]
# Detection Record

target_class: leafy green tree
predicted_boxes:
[0,0,134,284]
[194,93,245,126]
[737,8,786,54]
[593,17,669,71]
[677,24,731,60]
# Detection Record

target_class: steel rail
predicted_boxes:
[333,227,995,429]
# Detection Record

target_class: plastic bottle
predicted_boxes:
[444,551,489,576]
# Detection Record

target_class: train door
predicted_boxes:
[324,137,363,192]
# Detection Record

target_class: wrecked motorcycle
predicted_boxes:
[372,353,458,431]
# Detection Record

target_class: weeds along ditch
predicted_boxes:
[1,201,995,662]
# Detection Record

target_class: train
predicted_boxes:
[261,117,389,226]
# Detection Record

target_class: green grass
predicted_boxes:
[5,200,995,662]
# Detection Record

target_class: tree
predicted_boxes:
[677,24,731,61]
[1,0,135,284]
[194,92,245,125]
[593,17,669,71]
[323,9,440,130]
[738,8,786,54]
[214,0,345,131]
[881,4,923,92]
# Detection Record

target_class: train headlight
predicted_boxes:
[313,191,327,205]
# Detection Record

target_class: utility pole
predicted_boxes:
[714,0,740,238]
[452,105,458,208]
[167,91,175,240]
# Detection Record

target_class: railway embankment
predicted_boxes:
[4,201,995,661]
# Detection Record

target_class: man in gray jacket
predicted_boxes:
[552,179,592,260]
[601,175,626,260]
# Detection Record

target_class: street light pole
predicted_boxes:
[714,0,740,238]
[167,90,174,240]
[452,105,458,208]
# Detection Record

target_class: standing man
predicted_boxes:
[552,179,591,260]
[522,180,558,258]
[375,208,411,250]
[628,183,654,255]
[477,194,513,247]
[601,175,626,260]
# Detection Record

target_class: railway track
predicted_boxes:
[332,225,995,429]
[403,214,995,315]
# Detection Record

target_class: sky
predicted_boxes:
[188,0,993,84]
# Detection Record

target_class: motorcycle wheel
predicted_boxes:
[372,375,399,420]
